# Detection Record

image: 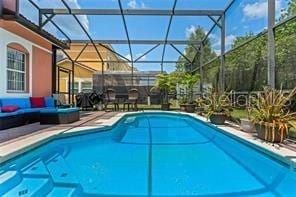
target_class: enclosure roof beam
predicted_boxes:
[67,40,201,45]
[40,9,224,16]
[77,60,188,64]
[202,17,221,44]
[208,15,221,28]
[134,44,160,62]
[42,14,71,41]
[40,14,55,28]
[118,0,133,65]
[60,0,104,64]
[170,44,192,63]
[202,0,235,44]
[161,0,178,72]
[74,43,89,61]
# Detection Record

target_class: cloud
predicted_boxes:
[225,35,236,47]
[140,2,146,8]
[210,34,236,50]
[19,0,89,39]
[242,0,282,20]
[125,54,132,61]
[185,25,197,38]
[127,0,146,9]
[125,53,147,61]
[128,0,137,9]
[64,0,89,31]
[214,49,221,56]
[136,53,147,60]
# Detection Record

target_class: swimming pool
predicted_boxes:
[1,113,296,196]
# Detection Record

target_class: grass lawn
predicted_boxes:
[230,108,248,120]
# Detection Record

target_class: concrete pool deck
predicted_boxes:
[1,111,296,168]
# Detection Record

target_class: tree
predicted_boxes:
[180,73,199,103]
[275,0,296,89]
[289,0,296,15]
[224,32,267,91]
[222,0,296,91]
[151,73,178,104]
[177,0,296,92]
[176,26,216,72]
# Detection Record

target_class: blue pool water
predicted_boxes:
[1,113,296,196]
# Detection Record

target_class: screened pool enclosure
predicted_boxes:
[4,0,296,105]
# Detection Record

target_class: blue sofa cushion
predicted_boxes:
[44,97,55,108]
[0,98,31,109]
[21,107,55,113]
[40,107,79,114]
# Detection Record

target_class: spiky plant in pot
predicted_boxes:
[250,87,296,143]
[203,90,232,125]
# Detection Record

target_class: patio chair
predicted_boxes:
[104,88,119,111]
[52,93,71,108]
[123,88,139,111]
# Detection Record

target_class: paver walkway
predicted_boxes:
[0,111,119,146]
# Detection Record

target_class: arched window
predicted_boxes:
[7,43,29,92]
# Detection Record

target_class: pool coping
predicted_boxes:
[0,111,296,169]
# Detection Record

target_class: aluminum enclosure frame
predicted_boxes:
[9,0,277,102]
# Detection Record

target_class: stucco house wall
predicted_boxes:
[0,20,53,98]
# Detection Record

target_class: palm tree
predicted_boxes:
[151,74,177,109]
[180,73,199,104]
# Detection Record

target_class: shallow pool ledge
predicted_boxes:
[1,111,296,168]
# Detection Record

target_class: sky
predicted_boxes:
[19,0,289,73]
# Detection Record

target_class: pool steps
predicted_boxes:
[47,186,80,197]
[3,177,53,197]
[0,154,82,196]
[46,155,80,186]
[0,171,21,194]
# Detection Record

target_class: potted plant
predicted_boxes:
[250,87,296,143]
[151,73,177,111]
[240,106,255,133]
[179,73,199,113]
[203,90,232,125]
[179,97,187,112]
[195,97,205,114]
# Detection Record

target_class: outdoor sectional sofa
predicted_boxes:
[0,97,80,130]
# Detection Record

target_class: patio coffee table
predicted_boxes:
[40,108,80,124]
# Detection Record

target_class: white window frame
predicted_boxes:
[81,81,92,92]
[7,48,26,92]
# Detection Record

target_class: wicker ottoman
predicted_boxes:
[40,108,80,124]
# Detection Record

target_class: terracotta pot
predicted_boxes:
[185,104,196,113]
[196,107,204,112]
[209,114,227,125]
[161,103,170,111]
[196,107,204,115]
[240,119,255,133]
[180,104,196,113]
[180,104,186,112]
[255,123,287,143]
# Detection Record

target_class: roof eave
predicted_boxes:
[2,14,69,49]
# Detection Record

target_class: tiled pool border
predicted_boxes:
[0,111,296,169]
